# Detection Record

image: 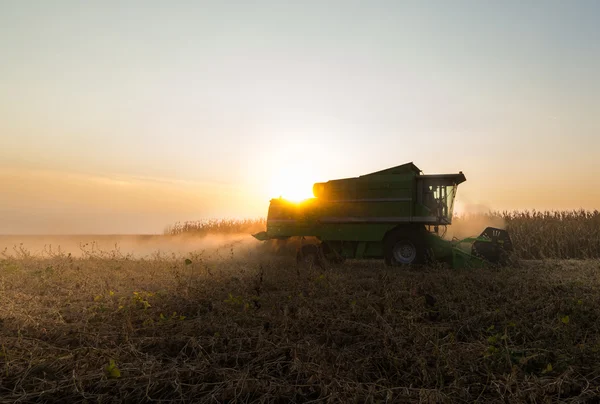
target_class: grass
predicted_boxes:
[1,240,600,403]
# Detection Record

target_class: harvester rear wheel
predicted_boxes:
[384,230,425,267]
[296,244,321,268]
[320,242,346,265]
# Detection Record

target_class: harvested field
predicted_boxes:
[1,236,600,403]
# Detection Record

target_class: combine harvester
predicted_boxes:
[253,163,513,268]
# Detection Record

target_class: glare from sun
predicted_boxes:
[268,166,316,203]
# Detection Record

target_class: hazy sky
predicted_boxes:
[1,0,599,234]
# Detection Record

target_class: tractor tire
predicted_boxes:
[320,242,346,265]
[384,229,426,267]
[296,244,322,268]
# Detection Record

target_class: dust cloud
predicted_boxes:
[444,213,506,240]
[0,233,270,260]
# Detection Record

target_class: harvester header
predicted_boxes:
[253,162,511,268]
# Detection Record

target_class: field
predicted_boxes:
[1,211,600,403]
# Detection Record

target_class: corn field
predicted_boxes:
[500,210,600,259]
[164,218,266,237]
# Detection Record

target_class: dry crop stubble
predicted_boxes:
[1,211,600,403]
[1,236,600,403]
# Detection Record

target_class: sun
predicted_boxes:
[268,165,316,202]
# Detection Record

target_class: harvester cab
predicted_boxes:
[252,162,513,268]
[416,172,466,226]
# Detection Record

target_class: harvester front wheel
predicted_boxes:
[384,230,425,267]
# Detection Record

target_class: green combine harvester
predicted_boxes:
[253,163,513,268]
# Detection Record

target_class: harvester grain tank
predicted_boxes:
[253,162,512,268]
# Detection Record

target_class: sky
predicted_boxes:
[1,0,599,234]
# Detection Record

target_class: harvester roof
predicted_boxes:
[312,162,466,200]
[362,162,466,184]
[360,162,422,177]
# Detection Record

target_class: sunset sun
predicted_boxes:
[267,165,316,202]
